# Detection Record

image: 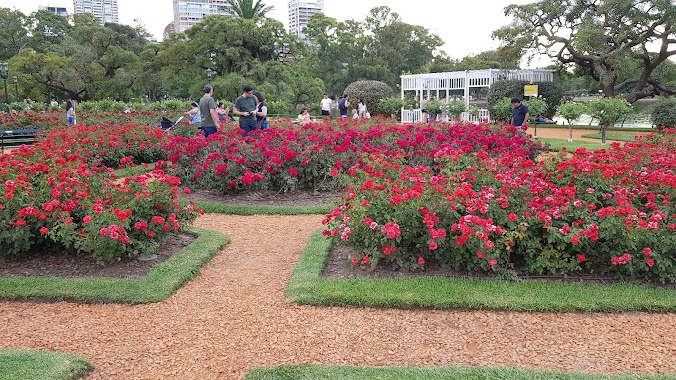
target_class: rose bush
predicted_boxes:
[323,130,676,284]
[166,119,543,194]
[0,128,199,263]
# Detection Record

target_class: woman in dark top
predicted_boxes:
[254,92,269,130]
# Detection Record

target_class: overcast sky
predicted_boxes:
[6,0,546,64]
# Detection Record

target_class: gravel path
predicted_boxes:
[530,127,652,142]
[1,214,675,379]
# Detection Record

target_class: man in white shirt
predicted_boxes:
[320,94,333,121]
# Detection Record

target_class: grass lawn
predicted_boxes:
[0,349,93,380]
[535,124,652,133]
[580,133,644,142]
[245,365,676,380]
[538,138,610,152]
[285,230,676,313]
[194,201,333,216]
[0,227,229,304]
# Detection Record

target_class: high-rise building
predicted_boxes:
[288,0,324,40]
[173,0,232,33]
[38,6,69,16]
[163,21,177,40]
[73,0,119,25]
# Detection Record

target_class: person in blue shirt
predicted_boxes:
[510,98,529,131]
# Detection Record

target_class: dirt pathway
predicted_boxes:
[1,214,675,379]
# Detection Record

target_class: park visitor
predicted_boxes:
[216,102,230,126]
[185,102,201,126]
[198,84,219,138]
[352,109,359,120]
[234,85,258,136]
[338,95,350,118]
[66,99,76,126]
[320,94,332,121]
[298,108,312,125]
[357,98,367,118]
[254,92,269,130]
[510,97,529,131]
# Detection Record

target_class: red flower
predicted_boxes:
[39,227,49,235]
[643,247,652,256]
[183,188,191,195]
[428,241,438,251]
[570,235,580,244]
[83,215,92,224]
[487,258,497,267]
[476,250,486,259]
[382,246,396,255]
[645,258,654,267]
[577,254,587,263]
[418,257,425,265]
[147,231,155,238]
[287,167,299,177]
[507,212,517,222]
[352,257,359,265]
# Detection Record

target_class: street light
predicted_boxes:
[205,68,214,84]
[0,63,8,104]
[12,76,18,100]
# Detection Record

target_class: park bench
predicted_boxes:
[0,129,41,154]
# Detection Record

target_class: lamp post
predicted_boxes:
[205,68,214,84]
[12,76,18,100]
[0,63,8,104]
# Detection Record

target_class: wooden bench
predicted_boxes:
[1,129,41,154]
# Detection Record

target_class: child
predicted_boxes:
[352,109,359,120]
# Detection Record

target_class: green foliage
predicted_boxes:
[442,101,466,117]
[492,0,676,103]
[343,80,393,116]
[378,97,404,117]
[225,0,274,19]
[523,98,548,120]
[557,101,587,125]
[586,97,633,127]
[651,97,676,129]
[491,98,514,123]
[424,99,443,115]
[487,80,563,117]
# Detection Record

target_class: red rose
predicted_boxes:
[577,254,587,263]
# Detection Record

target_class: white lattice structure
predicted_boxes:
[400,69,554,123]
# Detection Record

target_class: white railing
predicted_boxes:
[401,69,554,91]
[402,109,491,124]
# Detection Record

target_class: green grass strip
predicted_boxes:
[285,230,676,313]
[580,133,643,142]
[194,200,332,215]
[0,228,229,304]
[538,138,609,152]
[245,365,676,380]
[0,349,93,380]
[535,125,653,132]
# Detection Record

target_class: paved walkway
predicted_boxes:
[1,214,675,379]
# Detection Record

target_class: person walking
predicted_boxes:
[234,85,258,136]
[253,92,269,130]
[65,99,76,126]
[510,98,529,132]
[320,94,332,121]
[198,84,219,138]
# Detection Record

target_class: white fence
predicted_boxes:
[401,109,491,124]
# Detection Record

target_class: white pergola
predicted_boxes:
[400,69,555,123]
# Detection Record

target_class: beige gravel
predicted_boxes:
[1,214,675,379]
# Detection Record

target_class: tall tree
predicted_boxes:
[226,0,274,19]
[0,8,30,60]
[493,0,676,103]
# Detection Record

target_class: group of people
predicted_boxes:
[184,84,268,137]
[318,94,370,122]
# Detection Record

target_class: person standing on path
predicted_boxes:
[320,94,332,121]
[234,85,258,136]
[357,98,367,118]
[338,95,350,118]
[198,85,219,138]
[65,99,76,126]
[510,97,529,132]
[254,92,269,130]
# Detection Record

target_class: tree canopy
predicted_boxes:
[493,0,676,103]
[226,0,274,19]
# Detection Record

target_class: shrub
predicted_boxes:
[324,131,676,284]
[523,98,548,120]
[0,131,199,263]
[491,98,514,123]
[343,80,394,116]
[443,101,466,118]
[487,80,563,117]
[586,97,633,143]
[651,96,676,129]
[378,97,404,118]
[556,101,587,126]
